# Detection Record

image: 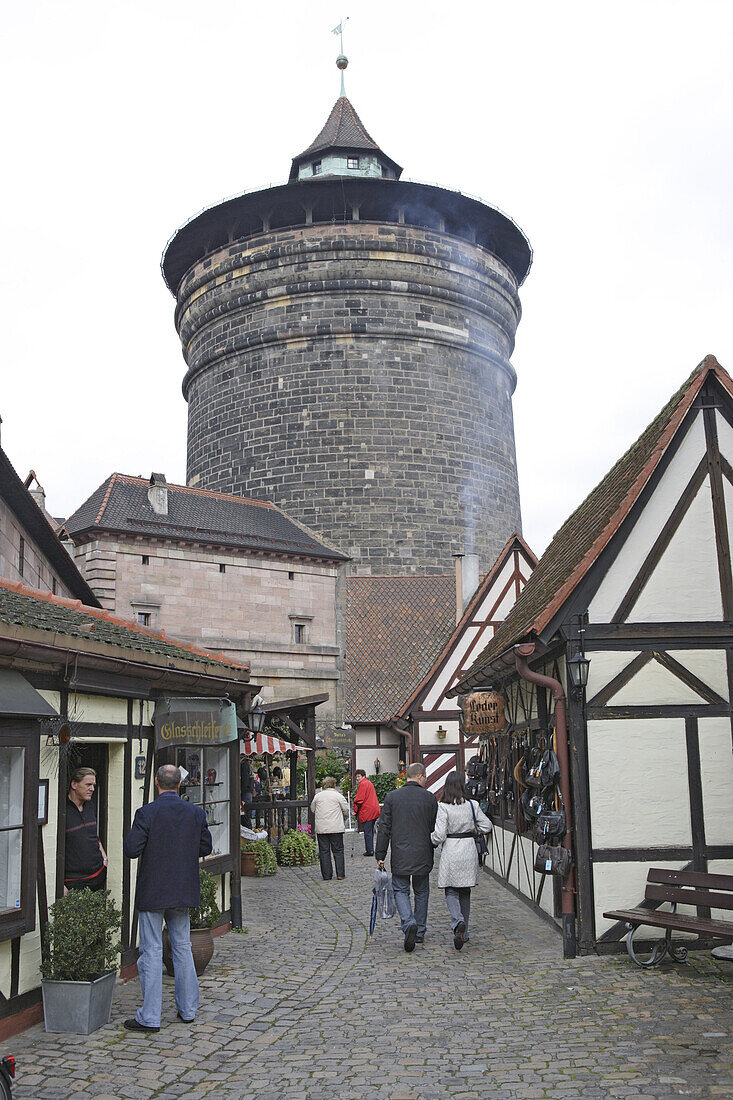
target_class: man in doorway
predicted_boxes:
[375,762,438,951]
[64,767,107,893]
[353,769,380,856]
[123,764,212,1032]
[240,752,254,825]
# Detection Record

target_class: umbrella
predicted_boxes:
[369,868,396,940]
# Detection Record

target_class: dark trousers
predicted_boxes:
[363,818,376,855]
[65,867,107,892]
[318,833,345,880]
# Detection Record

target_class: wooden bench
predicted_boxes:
[604,867,733,968]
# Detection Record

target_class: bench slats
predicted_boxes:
[645,882,733,911]
[648,868,733,891]
[603,907,733,938]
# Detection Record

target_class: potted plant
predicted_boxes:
[163,868,220,977]
[277,826,318,867]
[41,887,122,1035]
[241,837,277,876]
[241,839,258,877]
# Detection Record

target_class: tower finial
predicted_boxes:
[332,17,349,97]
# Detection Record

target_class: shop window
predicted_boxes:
[175,746,230,860]
[0,728,39,940]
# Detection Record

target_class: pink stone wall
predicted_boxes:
[0,498,74,597]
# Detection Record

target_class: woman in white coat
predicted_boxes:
[311,776,350,881]
[430,771,492,950]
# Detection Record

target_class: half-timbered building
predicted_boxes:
[449,356,733,956]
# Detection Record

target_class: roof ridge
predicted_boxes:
[348,573,454,581]
[0,576,250,671]
[95,473,118,526]
[112,473,276,510]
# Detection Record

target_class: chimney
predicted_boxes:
[30,483,46,511]
[453,551,480,623]
[148,472,168,516]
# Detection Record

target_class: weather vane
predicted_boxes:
[332,17,349,96]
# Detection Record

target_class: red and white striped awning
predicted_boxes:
[241,733,312,755]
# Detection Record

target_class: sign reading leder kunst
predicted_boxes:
[461,691,506,737]
[154,698,238,749]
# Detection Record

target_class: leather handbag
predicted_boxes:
[534,843,572,877]
[535,788,566,840]
[468,799,489,866]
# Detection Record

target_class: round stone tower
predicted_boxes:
[162,83,531,573]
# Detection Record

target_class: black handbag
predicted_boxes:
[468,799,489,866]
[534,843,572,877]
[535,788,566,840]
[466,778,487,800]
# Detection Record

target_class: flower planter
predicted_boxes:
[162,927,215,977]
[42,969,117,1034]
[241,849,258,876]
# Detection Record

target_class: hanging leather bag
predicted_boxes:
[534,843,572,877]
[535,787,566,841]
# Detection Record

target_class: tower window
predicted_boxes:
[294,623,306,645]
[141,555,149,565]
[219,563,226,573]
[347,157,359,170]
[137,612,151,627]
[288,571,295,580]
[312,160,322,175]
[52,578,57,595]
[18,536,24,578]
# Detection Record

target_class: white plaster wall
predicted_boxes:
[669,650,729,700]
[425,628,479,710]
[68,694,128,725]
[419,720,460,744]
[586,651,639,699]
[610,659,706,705]
[588,718,691,847]
[589,414,706,622]
[355,746,399,775]
[698,717,733,846]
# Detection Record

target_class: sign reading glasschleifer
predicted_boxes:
[154,698,238,748]
[461,691,506,737]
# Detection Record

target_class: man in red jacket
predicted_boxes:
[353,769,381,856]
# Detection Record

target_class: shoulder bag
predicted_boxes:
[468,800,489,866]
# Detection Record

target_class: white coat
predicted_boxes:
[430,800,492,888]
[310,788,349,835]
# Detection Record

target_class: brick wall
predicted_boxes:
[177,222,523,573]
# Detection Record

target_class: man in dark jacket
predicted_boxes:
[123,764,212,1031]
[375,762,438,951]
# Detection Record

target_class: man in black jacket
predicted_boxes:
[376,762,438,951]
[123,764,212,1032]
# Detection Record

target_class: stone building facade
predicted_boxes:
[63,474,348,731]
[162,94,531,575]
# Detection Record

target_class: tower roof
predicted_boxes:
[289,96,402,181]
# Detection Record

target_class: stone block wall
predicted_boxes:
[178,222,523,573]
[0,498,74,597]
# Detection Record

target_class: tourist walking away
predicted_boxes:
[431,771,492,950]
[64,766,108,894]
[122,764,212,1032]
[311,776,349,880]
[375,762,438,951]
[353,769,381,856]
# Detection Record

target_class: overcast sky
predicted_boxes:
[2,1,731,559]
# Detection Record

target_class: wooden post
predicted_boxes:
[567,681,595,953]
[54,687,69,899]
[305,709,317,833]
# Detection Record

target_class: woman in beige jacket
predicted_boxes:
[311,777,349,880]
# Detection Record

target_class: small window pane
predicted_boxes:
[0,747,25,913]
[137,612,151,626]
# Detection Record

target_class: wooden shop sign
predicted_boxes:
[462,691,505,736]
[154,698,238,748]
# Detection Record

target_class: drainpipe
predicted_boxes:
[514,642,577,959]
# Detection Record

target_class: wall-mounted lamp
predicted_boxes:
[567,615,590,694]
[436,725,447,740]
[248,702,266,734]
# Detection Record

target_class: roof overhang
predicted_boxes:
[0,669,59,717]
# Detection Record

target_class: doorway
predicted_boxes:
[72,743,109,849]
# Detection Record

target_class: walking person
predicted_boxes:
[122,764,212,1032]
[353,769,380,856]
[430,771,492,950]
[311,776,349,880]
[375,762,438,951]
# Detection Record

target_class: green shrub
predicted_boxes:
[190,869,221,929]
[277,827,318,867]
[369,772,398,802]
[41,888,122,982]
[315,750,346,784]
[241,837,277,876]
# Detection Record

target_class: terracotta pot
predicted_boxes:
[162,926,215,977]
[241,849,258,876]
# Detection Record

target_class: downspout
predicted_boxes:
[514,642,577,959]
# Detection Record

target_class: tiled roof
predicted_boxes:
[63,474,348,561]
[345,574,456,723]
[0,578,250,675]
[297,97,383,157]
[453,355,731,691]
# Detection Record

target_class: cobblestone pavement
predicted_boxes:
[8,856,733,1099]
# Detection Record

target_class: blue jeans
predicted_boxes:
[363,818,376,855]
[391,873,430,936]
[136,908,199,1027]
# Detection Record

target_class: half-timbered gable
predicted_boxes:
[449,355,733,956]
[392,536,536,795]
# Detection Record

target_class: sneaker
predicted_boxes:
[453,921,465,951]
[415,934,425,944]
[363,852,373,857]
[404,924,417,952]
[124,1018,160,1033]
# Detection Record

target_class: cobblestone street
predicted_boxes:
[8,856,733,1099]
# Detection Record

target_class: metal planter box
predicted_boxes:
[42,969,117,1034]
